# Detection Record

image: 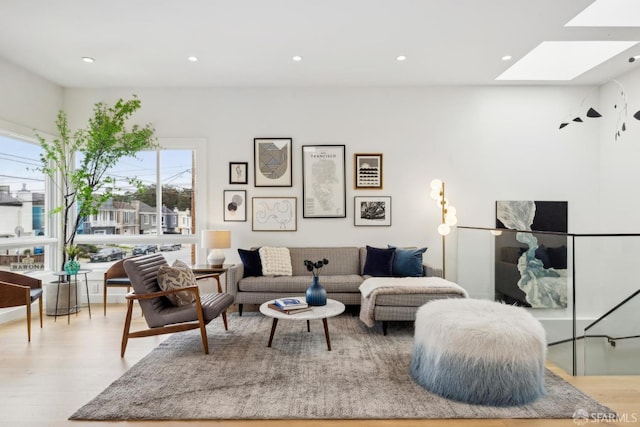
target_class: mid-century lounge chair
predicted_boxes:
[0,271,43,341]
[121,253,234,357]
[103,258,131,316]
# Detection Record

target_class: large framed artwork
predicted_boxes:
[354,196,391,226]
[252,197,297,231]
[302,145,346,218]
[254,138,292,187]
[354,153,383,189]
[495,200,568,308]
[223,190,247,222]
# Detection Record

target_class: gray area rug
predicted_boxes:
[71,313,614,420]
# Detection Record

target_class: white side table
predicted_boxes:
[259,297,345,351]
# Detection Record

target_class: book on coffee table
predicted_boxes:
[273,298,308,310]
[267,303,312,315]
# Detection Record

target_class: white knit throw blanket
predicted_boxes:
[359,277,469,327]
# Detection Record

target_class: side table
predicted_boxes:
[52,269,92,324]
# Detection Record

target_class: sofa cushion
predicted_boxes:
[259,247,293,276]
[157,260,197,306]
[388,246,427,277]
[289,247,361,276]
[238,248,263,277]
[238,274,364,293]
[363,245,396,277]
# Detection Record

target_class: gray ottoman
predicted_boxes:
[410,298,546,406]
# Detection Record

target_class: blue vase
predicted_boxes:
[305,276,327,306]
[64,259,81,275]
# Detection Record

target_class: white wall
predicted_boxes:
[0,57,63,135]
[63,86,602,273]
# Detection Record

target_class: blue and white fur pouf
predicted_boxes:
[410,298,546,406]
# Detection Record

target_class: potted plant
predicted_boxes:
[34,96,156,270]
[64,245,82,274]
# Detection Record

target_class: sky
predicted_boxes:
[0,134,193,196]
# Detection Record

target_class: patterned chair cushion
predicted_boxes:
[157,259,197,306]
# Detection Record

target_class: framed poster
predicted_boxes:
[223,190,247,222]
[254,138,292,187]
[354,153,383,189]
[302,145,346,218]
[229,162,248,184]
[252,197,297,231]
[354,196,391,226]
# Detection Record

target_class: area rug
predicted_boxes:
[70,313,614,420]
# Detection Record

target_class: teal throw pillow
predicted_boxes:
[388,245,427,277]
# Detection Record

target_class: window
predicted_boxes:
[74,145,198,266]
[0,133,50,272]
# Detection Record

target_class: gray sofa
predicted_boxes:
[226,246,442,316]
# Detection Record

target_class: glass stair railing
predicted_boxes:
[455,226,640,376]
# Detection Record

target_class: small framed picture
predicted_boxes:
[354,153,383,189]
[354,196,391,226]
[254,138,292,187]
[224,190,247,222]
[252,197,297,231]
[229,162,248,184]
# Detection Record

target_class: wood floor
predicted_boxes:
[1,303,638,427]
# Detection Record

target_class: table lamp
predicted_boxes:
[201,230,231,267]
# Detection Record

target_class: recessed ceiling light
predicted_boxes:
[496,41,638,81]
[501,55,512,61]
[566,0,640,27]
[396,55,407,61]
[81,57,95,63]
[292,55,303,62]
[188,56,198,62]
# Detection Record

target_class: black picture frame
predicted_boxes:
[254,138,292,187]
[302,145,346,218]
[229,162,248,184]
[354,196,392,226]
[223,190,247,222]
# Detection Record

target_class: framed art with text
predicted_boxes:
[254,138,292,187]
[223,190,247,222]
[302,145,346,218]
[229,162,248,184]
[354,196,391,226]
[354,153,383,189]
[252,197,297,231]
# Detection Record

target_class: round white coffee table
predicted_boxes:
[259,297,345,351]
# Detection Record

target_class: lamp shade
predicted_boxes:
[201,230,231,249]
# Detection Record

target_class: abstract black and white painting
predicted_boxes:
[354,196,391,226]
[495,200,568,308]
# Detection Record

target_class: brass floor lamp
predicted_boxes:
[430,179,457,279]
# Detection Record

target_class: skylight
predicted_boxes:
[495,41,638,81]
[565,0,640,27]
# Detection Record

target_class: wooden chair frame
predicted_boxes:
[0,275,43,342]
[120,273,228,357]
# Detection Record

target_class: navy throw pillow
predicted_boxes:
[363,245,396,277]
[388,245,427,277]
[238,248,263,278]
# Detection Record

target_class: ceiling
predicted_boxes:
[1,0,639,88]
